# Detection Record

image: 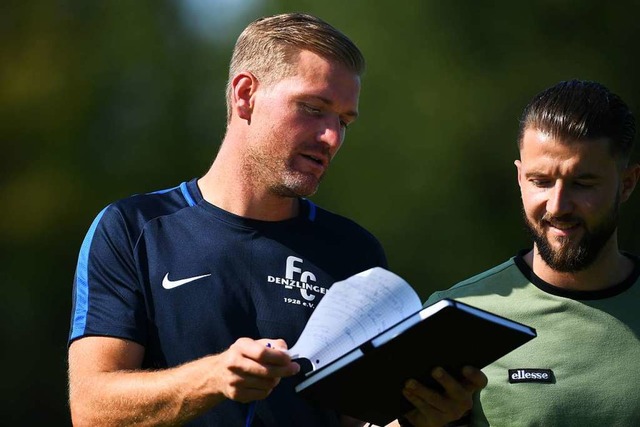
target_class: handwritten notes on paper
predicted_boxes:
[286,267,421,371]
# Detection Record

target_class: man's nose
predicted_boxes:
[546,181,573,216]
[317,117,344,152]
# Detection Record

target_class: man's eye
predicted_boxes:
[573,181,595,188]
[302,104,321,114]
[530,179,551,188]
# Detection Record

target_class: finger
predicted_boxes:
[402,378,447,413]
[237,360,299,380]
[234,338,288,363]
[461,366,488,391]
[432,368,475,417]
[227,374,282,403]
[436,367,475,404]
[258,338,289,351]
[256,339,301,376]
[230,339,300,377]
[401,386,450,427]
[402,369,474,422]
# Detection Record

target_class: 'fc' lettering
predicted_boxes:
[285,256,317,301]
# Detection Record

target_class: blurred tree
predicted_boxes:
[281,0,640,295]
[0,0,253,423]
[2,0,640,424]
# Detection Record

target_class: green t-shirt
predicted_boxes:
[425,252,640,427]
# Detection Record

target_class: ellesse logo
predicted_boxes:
[508,369,554,384]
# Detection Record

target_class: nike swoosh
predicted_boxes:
[162,273,211,290]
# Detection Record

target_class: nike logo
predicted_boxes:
[162,273,211,289]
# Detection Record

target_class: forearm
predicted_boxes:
[69,356,224,426]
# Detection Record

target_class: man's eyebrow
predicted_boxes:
[572,173,602,181]
[524,171,601,180]
[311,95,359,120]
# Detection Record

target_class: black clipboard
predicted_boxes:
[294,298,537,425]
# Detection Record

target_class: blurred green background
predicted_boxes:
[3,0,639,424]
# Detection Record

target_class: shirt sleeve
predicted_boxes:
[68,203,147,346]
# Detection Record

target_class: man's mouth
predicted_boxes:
[546,220,580,230]
[298,151,330,172]
[302,154,324,166]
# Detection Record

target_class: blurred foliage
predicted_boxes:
[2,0,639,424]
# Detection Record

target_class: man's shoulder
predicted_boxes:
[454,258,519,288]
[92,180,199,237]
[425,257,522,305]
[112,180,196,214]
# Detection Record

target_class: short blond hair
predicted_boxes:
[225,12,365,122]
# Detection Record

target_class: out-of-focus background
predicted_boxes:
[2,0,639,424]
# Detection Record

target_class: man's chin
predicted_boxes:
[288,175,321,197]
[543,240,579,258]
[275,181,319,198]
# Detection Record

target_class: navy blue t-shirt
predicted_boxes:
[69,178,388,426]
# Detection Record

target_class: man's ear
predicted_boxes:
[514,159,523,189]
[231,71,258,122]
[620,162,640,203]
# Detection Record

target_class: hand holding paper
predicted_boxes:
[286,267,421,370]
[288,267,537,425]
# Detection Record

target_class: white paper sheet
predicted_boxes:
[286,267,421,371]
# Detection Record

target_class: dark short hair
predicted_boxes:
[518,80,636,162]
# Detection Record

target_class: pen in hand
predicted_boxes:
[245,342,273,427]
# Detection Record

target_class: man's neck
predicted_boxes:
[525,239,633,291]
[197,159,300,222]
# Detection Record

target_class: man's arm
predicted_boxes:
[68,336,300,426]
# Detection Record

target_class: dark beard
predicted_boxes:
[522,195,620,272]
